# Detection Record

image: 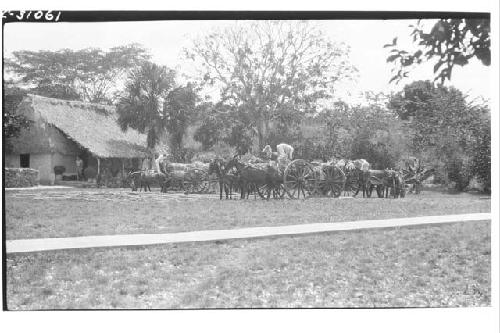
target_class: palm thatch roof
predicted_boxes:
[13,94,148,158]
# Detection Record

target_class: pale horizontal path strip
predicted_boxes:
[6,213,491,254]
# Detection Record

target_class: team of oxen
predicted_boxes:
[127,143,425,200]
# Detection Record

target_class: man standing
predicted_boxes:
[76,156,83,181]
[276,143,294,160]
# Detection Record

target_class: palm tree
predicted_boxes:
[117,62,176,151]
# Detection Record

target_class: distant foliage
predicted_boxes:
[5,44,150,103]
[193,109,224,150]
[292,99,408,169]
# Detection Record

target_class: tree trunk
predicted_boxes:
[256,116,269,149]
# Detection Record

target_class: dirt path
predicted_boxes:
[6,213,491,253]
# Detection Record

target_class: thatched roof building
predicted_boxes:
[6,94,148,184]
[10,94,148,158]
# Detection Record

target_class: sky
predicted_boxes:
[3,20,491,105]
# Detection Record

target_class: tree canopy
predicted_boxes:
[186,21,357,148]
[385,19,490,83]
[388,80,490,190]
[117,62,176,150]
[117,62,201,159]
[164,83,202,158]
[5,44,150,103]
[3,86,32,154]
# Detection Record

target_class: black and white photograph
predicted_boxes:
[1,2,498,330]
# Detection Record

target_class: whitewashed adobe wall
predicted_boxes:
[5,155,21,168]
[30,154,53,184]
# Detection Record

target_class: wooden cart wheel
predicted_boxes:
[317,165,346,198]
[283,159,318,199]
[348,170,363,197]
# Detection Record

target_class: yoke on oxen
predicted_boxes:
[128,169,167,192]
[226,153,289,200]
[332,159,370,197]
[364,169,405,198]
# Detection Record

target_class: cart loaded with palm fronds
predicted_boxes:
[162,161,212,194]
[228,156,347,200]
[245,159,345,199]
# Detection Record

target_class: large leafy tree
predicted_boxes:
[117,62,176,150]
[164,83,202,157]
[193,105,224,150]
[194,102,255,154]
[388,80,471,154]
[186,21,356,148]
[385,18,490,83]
[388,80,490,189]
[117,62,201,159]
[5,44,150,103]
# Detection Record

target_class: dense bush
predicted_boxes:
[446,158,473,192]
[84,166,97,179]
[470,109,491,192]
[471,134,491,192]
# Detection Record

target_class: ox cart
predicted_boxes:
[162,162,212,194]
[129,161,213,194]
[234,158,347,200]
[282,159,346,199]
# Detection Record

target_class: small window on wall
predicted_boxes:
[20,154,30,168]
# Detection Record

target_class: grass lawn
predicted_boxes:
[5,188,490,239]
[6,220,490,309]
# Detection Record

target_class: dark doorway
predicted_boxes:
[20,154,30,168]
